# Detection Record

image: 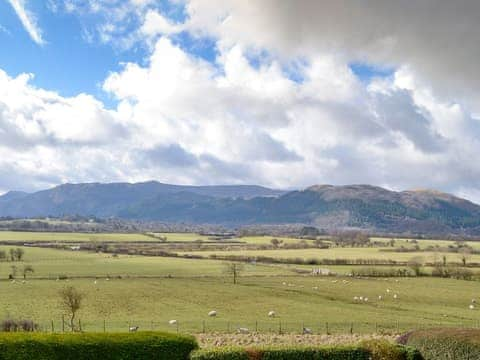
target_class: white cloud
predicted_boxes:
[4,1,480,204]
[7,0,45,45]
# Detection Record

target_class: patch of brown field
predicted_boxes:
[195,333,397,348]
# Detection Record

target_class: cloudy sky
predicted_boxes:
[1,1,480,202]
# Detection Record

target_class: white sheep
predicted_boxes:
[208,310,217,317]
[268,311,276,318]
[359,296,363,301]
[169,320,178,325]
[386,289,391,293]
[364,297,369,302]
[470,304,475,310]
[237,327,249,334]
[378,295,383,300]
[393,294,398,299]
[303,327,313,334]
[353,296,359,301]
[129,326,139,332]
[94,280,97,285]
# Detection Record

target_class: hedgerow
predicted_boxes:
[190,342,421,360]
[0,331,197,360]
[403,328,480,360]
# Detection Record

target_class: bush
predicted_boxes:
[403,328,480,360]
[191,347,249,360]
[361,340,423,360]
[191,344,421,360]
[0,331,197,360]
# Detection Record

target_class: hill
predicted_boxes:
[1,182,480,235]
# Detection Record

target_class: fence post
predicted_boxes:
[375,322,378,333]
[255,320,258,332]
[176,321,179,333]
[51,320,54,333]
[103,319,106,333]
[278,321,282,335]
[202,320,205,334]
[350,323,353,335]
[62,315,65,333]
[78,319,82,332]
[325,322,329,335]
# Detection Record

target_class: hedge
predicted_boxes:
[0,331,198,360]
[402,328,480,360]
[190,341,422,360]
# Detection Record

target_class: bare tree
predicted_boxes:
[59,286,84,331]
[22,265,34,279]
[407,256,424,276]
[223,262,245,285]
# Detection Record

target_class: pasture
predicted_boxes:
[1,231,480,334]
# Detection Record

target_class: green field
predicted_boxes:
[1,231,480,334]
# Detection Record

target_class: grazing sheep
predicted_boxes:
[94,280,97,285]
[353,296,359,301]
[268,311,276,318]
[168,320,177,325]
[470,304,475,310]
[393,294,398,299]
[237,327,249,334]
[472,299,477,304]
[208,310,217,317]
[303,327,313,335]
[282,282,287,285]
[129,326,139,332]
[359,296,363,301]
[386,289,391,293]
[378,295,383,300]
[312,286,318,290]
[364,297,369,302]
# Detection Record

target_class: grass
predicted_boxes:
[0,246,300,278]
[0,231,153,242]
[1,232,480,335]
[0,274,479,333]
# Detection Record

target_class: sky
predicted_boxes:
[1,1,480,203]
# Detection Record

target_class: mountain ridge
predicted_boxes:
[1,182,479,235]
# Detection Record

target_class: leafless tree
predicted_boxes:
[59,286,84,331]
[223,262,244,285]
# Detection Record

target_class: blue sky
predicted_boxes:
[1,0,480,203]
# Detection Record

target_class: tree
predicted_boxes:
[10,265,17,278]
[22,265,34,279]
[407,256,424,276]
[270,238,280,248]
[223,262,244,285]
[59,286,84,331]
[9,248,25,262]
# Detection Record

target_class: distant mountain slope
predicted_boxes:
[0,182,285,218]
[1,182,480,235]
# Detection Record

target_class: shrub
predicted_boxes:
[191,347,249,360]
[191,345,377,360]
[403,328,480,360]
[0,331,197,360]
[361,340,423,360]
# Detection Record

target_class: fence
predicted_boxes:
[31,319,480,335]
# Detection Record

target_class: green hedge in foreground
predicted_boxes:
[403,328,480,360]
[0,331,198,360]
[190,341,423,360]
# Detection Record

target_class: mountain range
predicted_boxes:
[1,182,480,235]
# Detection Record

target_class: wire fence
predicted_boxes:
[32,319,480,335]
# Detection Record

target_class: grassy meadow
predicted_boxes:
[1,231,480,334]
